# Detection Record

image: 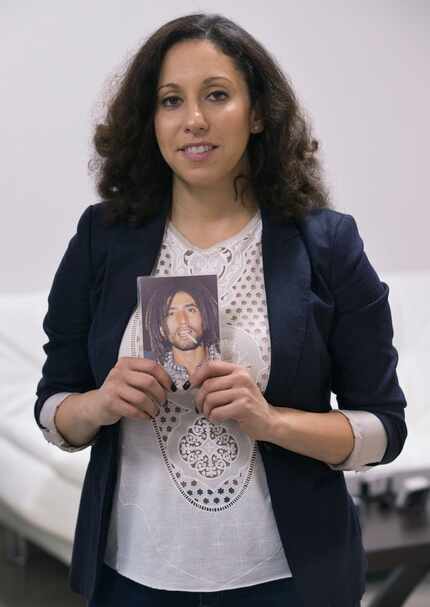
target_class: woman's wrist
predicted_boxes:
[79,389,106,428]
[265,406,354,465]
[265,405,289,446]
[55,391,102,447]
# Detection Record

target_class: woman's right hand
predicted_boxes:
[91,357,173,427]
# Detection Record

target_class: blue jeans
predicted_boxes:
[89,563,306,606]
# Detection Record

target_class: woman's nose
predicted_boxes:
[184,103,208,133]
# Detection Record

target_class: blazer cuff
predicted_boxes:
[39,392,95,452]
[328,410,388,472]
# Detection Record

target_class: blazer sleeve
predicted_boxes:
[329,214,407,465]
[34,205,97,429]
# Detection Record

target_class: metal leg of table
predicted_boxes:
[367,563,430,607]
[3,527,29,566]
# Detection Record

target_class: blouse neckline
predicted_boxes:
[167,209,261,254]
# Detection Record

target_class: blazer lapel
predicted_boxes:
[260,207,311,405]
[90,203,170,385]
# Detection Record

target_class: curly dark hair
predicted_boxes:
[144,278,220,361]
[91,13,330,226]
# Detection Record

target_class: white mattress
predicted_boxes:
[0,292,89,545]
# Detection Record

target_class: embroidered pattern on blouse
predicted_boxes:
[152,397,257,512]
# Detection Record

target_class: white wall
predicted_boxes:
[1,0,429,293]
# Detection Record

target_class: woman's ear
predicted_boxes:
[251,122,263,133]
[250,101,264,133]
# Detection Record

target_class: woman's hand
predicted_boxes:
[92,357,173,426]
[189,360,276,441]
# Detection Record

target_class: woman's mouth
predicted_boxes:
[181,145,219,161]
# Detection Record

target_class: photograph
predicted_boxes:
[138,274,221,386]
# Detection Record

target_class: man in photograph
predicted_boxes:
[144,278,220,388]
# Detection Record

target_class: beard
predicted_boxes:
[170,330,204,351]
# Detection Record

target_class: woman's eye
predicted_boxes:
[208,90,228,101]
[160,96,180,108]
[160,91,228,108]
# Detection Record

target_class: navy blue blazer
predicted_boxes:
[35,200,407,607]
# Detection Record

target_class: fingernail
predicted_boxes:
[183,380,191,390]
[171,382,177,392]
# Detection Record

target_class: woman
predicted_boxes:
[35,13,407,607]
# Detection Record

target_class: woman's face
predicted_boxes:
[154,39,261,190]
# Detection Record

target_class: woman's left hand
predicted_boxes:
[189,360,277,441]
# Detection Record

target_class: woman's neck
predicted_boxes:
[169,180,258,246]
